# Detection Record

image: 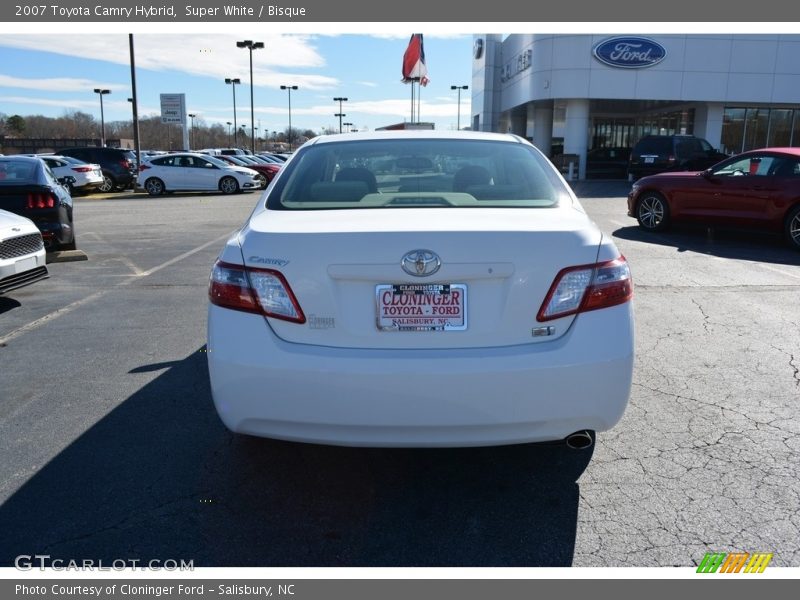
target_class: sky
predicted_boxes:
[0,32,473,135]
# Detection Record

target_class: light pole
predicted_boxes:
[254,126,259,150]
[333,96,348,134]
[225,78,241,146]
[236,40,264,154]
[93,88,111,146]
[343,122,354,133]
[280,85,298,151]
[188,113,197,150]
[450,85,468,131]
[226,121,232,146]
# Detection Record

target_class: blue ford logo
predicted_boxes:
[593,37,666,69]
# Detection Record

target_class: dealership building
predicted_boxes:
[471,34,800,178]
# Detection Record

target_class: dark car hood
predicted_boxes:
[637,170,705,183]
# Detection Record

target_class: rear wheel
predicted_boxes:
[144,177,165,196]
[220,176,239,195]
[636,192,670,231]
[785,205,800,250]
[60,236,77,251]
[99,173,115,193]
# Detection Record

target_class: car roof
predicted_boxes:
[745,147,800,156]
[0,155,42,163]
[305,130,527,146]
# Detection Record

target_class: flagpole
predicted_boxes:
[417,79,421,123]
[410,79,415,123]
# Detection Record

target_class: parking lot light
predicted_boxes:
[93,88,111,147]
[280,85,299,151]
[236,40,264,154]
[225,78,241,146]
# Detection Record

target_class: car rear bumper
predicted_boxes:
[207,302,635,447]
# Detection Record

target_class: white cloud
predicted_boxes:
[0,75,125,93]
[253,99,461,119]
[357,81,379,87]
[0,95,155,115]
[0,34,339,90]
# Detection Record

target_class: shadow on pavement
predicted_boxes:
[0,348,593,567]
[613,224,800,266]
[569,180,632,199]
[0,297,22,316]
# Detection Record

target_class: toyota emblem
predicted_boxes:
[401,249,441,277]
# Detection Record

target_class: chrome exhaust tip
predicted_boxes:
[565,430,594,450]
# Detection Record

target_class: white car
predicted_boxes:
[137,152,262,195]
[207,131,635,448]
[36,155,104,194]
[0,209,48,295]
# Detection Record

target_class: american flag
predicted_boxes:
[402,34,429,86]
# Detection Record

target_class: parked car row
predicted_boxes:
[581,135,730,180]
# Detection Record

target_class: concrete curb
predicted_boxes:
[47,250,89,263]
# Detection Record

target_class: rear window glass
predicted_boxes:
[267,139,567,210]
[0,159,38,183]
[637,138,673,155]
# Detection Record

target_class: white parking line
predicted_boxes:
[0,232,232,347]
[760,263,800,280]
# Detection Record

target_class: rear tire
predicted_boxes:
[99,174,115,193]
[636,192,671,231]
[785,205,800,250]
[144,177,165,196]
[220,176,239,195]
[61,236,77,251]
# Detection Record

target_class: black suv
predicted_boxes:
[628,135,728,179]
[57,147,138,192]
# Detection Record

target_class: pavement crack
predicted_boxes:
[691,299,711,333]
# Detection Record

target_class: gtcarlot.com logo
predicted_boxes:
[14,554,194,571]
[696,552,773,573]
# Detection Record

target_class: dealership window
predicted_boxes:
[723,107,800,154]
[743,108,769,151]
[768,109,793,147]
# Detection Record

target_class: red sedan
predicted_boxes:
[627,147,800,250]
[215,155,281,184]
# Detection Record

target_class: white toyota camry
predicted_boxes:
[207,131,634,448]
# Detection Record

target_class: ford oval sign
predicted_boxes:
[593,37,666,69]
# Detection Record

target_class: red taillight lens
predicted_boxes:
[120,159,131,169]
[138,165,150,172]
[209,260,306,324]
[71,166,92,173]
[26,192,56,209]
[537,256,633,322]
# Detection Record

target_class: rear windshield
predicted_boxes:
[0,159,38,183]
[266,138,567,210]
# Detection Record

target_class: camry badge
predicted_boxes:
[401,249,441,277]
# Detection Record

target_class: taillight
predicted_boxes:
[138,165,150,172]
[71,166,92,173]
[537,256,633,322]
[209,260,306,324]
[26,192,56,209]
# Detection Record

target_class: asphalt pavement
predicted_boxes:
[0,183,798,567]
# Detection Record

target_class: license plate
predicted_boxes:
[376,283,467,331]
[15,256,36,273]
[644,157,655,164]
